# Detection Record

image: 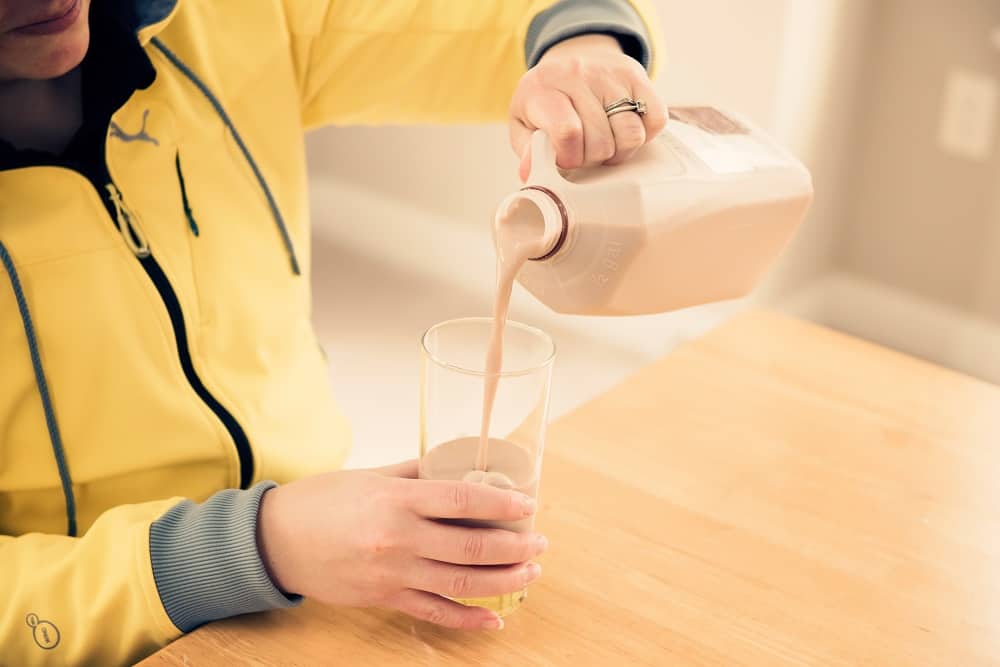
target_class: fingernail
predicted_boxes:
[484,616,504,630]
[521,495,537,515]
[524,562,542,583]
[535,535,549,552]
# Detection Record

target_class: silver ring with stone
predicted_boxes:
[604,97,647,118]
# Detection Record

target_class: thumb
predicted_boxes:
[372,459,419,478]
[510,121,533,183]
[519,144,532,183]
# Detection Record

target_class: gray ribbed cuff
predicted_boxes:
[149,481,300,632]
[525,0,652,69]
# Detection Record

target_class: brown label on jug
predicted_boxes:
[667,108,788,175]
[669,107,749,135]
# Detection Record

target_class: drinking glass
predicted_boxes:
[419,317,555,616]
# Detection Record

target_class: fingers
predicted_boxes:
[602,72,667,165]
[409,560,542,600]
[413,521,548,565]
[509,46,670,176]
[389,589,503,630]
[510,121,534,182]
[563,84,617,168]
[631,77,669,140]
[518,139,532,183]
[510,83,661,176]
[514,88,584,171]
[605,102,647,166]
[402,479,536,522]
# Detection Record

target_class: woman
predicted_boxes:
[0,0,665,663]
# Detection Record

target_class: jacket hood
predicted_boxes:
[128,0,180,44]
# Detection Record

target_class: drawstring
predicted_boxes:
[174,152,200,237]
[0,241,78,537]
[150,37,302,276]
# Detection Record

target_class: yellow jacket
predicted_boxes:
[0,0,659,664]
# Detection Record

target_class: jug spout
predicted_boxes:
[493,185,567,261]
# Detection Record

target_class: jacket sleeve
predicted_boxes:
[1,482,295,665]
[281,0,664,128]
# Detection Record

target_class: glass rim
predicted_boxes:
[421,317,556,378]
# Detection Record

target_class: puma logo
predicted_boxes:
[110,109,159,146]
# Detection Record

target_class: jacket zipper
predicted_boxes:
[102,179,254,489]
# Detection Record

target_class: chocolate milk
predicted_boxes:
[475,196,557,471]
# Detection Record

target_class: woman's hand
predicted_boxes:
[509,33,668,181]
[256,460,547,630]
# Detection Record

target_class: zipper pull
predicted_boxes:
[106,183,151,258]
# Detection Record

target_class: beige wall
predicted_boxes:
[755,0,875,300]
[840,0,1000,322]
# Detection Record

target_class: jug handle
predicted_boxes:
[527,130,561,183]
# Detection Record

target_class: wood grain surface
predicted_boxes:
[140,311,1000,666]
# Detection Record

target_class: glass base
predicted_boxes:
[453,587,527,617]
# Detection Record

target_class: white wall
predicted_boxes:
[775,0,1000,385]
[838,0,1000,322]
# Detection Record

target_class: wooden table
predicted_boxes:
[141,311,1000,666]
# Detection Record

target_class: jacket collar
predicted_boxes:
[128,0,181,45]
[0,1,161,172]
